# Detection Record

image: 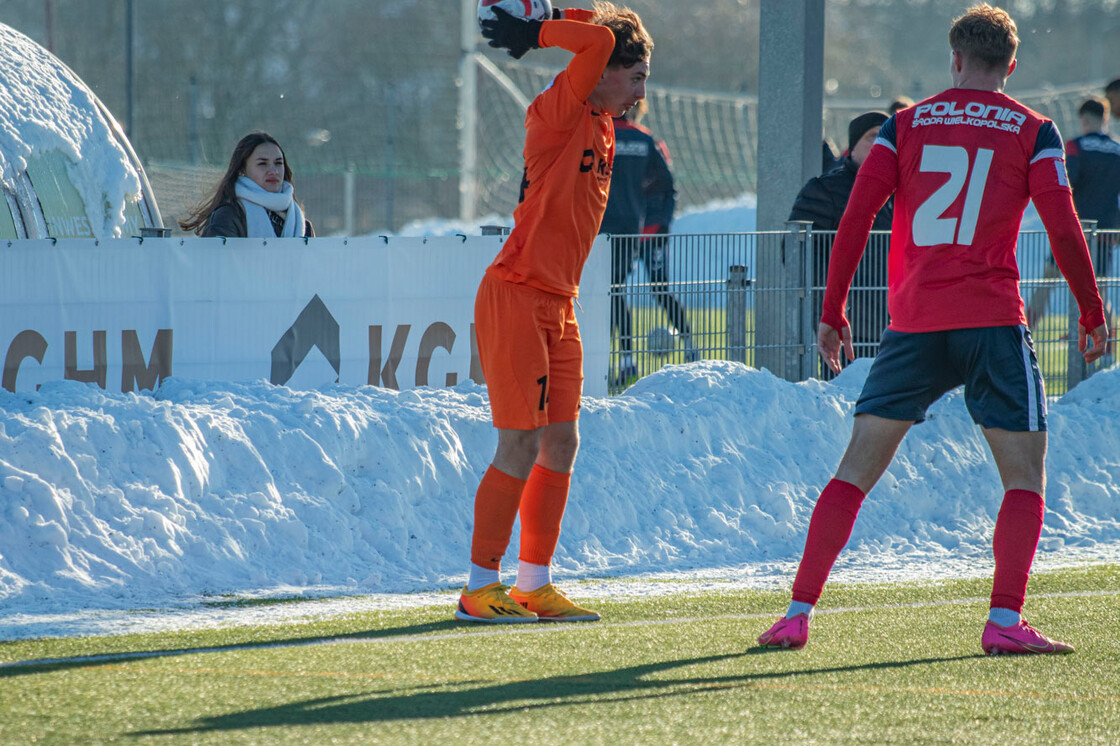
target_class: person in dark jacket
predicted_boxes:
[790,111,893,374]
[600,100,695,385]
[1026,97,1119,327]
[179,131,315,238]
[1066,97,1120,232]
[822,138,838,173]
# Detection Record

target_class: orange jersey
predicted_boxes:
[489,16,616,298]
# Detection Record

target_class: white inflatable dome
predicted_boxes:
[0,22,161,239]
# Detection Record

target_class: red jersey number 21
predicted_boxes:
[912,145,994,247]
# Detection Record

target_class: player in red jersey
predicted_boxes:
[456,4,653,623]
[759,4,1109,654]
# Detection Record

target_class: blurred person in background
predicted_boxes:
[760,3,1108,656]
[600,99,696,387]
[888,95,914,114]
[1025,96,1120,327]
[457,3,653,624]
[790,111,894,375]
[179,131,315,238]
[1066,96,1120,284]
[1105,77,1120,130]
[1065,97,1120,233]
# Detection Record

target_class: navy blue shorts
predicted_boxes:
[855,326,1047,431]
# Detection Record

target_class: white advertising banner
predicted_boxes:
[0,235,610,398]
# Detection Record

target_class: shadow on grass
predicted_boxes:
[133,651,980,736]
[0,617,471,677]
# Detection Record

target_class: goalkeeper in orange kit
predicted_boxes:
[456,3,653,623]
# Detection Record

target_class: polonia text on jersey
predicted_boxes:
[911,101,1026,133]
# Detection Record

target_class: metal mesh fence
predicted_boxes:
[482,66,1103,222]
[1022,227,1120,391]
[5,0,1112,236]
[609,227,1119,396]
[149,55,1106,238]
[606,231,762,391]
[805,230,891,381]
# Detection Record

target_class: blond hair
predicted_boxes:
[591,2,653,68]
[949,4,1019,72]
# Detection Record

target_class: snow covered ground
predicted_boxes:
[1,197,1116,642]
[2,354,1118,641]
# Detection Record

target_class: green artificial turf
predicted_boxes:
[1,564,1117,744]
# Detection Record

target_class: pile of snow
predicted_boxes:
[394,212,514,238]
[0,22,141,237]
[1,359,1118,640]
[673,193,759,233]
[392,195,760,238]
[0,195,1111,641]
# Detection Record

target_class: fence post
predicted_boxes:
[755,225,808,381]
[458,0,479,222]
[727,264,749,363]
[789,220,815,381]
[343,165,356,236]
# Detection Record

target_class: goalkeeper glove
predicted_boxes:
[480,7,542,60]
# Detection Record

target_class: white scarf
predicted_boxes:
[235,175,305,238]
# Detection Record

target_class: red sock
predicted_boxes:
[469,466,527,569]
[990,489,1044,613]
[791,479,866,605]
[518,464,571,566]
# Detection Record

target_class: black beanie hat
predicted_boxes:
[848,111,889,153]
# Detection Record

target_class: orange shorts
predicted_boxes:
[474,271,583,430]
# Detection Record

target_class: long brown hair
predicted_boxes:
[178,131,295,234]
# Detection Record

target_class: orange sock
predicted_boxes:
[518,464,571,566]
[470,466,527,569]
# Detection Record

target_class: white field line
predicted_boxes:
[2,587,1117,671]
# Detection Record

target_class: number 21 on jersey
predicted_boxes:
[912,145,994,247]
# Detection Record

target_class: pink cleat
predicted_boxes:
[758,613,810,649]
[981,620,1075,655]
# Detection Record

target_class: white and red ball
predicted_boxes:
[478,0,553,27]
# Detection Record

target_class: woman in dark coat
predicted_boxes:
[179,131,314,238]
